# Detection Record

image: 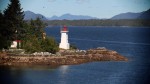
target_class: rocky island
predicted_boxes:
[0,47,128,66]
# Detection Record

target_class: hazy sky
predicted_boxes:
[0,0,150,18]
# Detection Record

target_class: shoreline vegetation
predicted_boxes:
[43,19,150,27]
[0,0,59,53]
[0,47,128,66]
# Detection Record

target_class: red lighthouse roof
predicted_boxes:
[62,25,68,31]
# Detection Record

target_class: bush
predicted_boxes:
[41,37,59,54]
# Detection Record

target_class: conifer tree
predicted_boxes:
[0,12,6,49]
[3,0,24,48]
[29,17,45,39]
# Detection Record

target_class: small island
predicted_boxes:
[0,47,127,66]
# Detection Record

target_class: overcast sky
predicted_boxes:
[0,0,150,18]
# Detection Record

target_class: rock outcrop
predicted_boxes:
[0,48,128,66]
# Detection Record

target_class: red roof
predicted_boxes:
[15,40,21,42]
[62,25,67,31]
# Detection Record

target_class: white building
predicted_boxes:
[10,40,21,48]
[59,26,70,49]
[10,41,17,48]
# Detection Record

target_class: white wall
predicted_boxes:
[59,32,70,49]
[10,41,17,48]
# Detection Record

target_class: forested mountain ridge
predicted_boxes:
[48,13,98,20]
[43,19,150,27]
[24,11,47,20]
[24,9,150,20]
[138,9,150,19]
[24,11,98,20]
[111,8,150,19]
[24,9,150,27]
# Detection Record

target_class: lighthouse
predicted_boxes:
[59,26,70,49]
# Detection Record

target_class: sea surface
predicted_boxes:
[0,26,150,84]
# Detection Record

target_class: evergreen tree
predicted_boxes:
[23,18,59,54]
[0,11,10,49]
[3,0,24,49]
[29,17,45,39]
[0,12,5,49]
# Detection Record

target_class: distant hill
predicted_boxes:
[24,11,98,20]
[48,13,98,20]
[111,9,150,19]
[24,9,150,20]
[111,12,142,19]
[138,9,150,19]
[24,11,47,20]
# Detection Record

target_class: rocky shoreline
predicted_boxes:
[0,48,128,66]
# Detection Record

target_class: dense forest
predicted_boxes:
[0,0,58,53]
[44,19,150,27]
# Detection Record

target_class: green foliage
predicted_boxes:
[0,11,11,49]
[22,18,59,53]
[3,0,25,40]
[23,35,43,53]
[29,18,45,39]
[41,37,59,53]
[0,12,4,49]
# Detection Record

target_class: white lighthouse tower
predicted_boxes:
[59,26,70,49]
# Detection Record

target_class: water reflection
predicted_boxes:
[59,65,69,74]
[0,65,59,84]
[56,65,70,84]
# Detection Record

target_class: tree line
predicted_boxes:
[44,19,150,27]
[0,0,58,53]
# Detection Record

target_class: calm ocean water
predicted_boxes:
[0,26,150,84]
